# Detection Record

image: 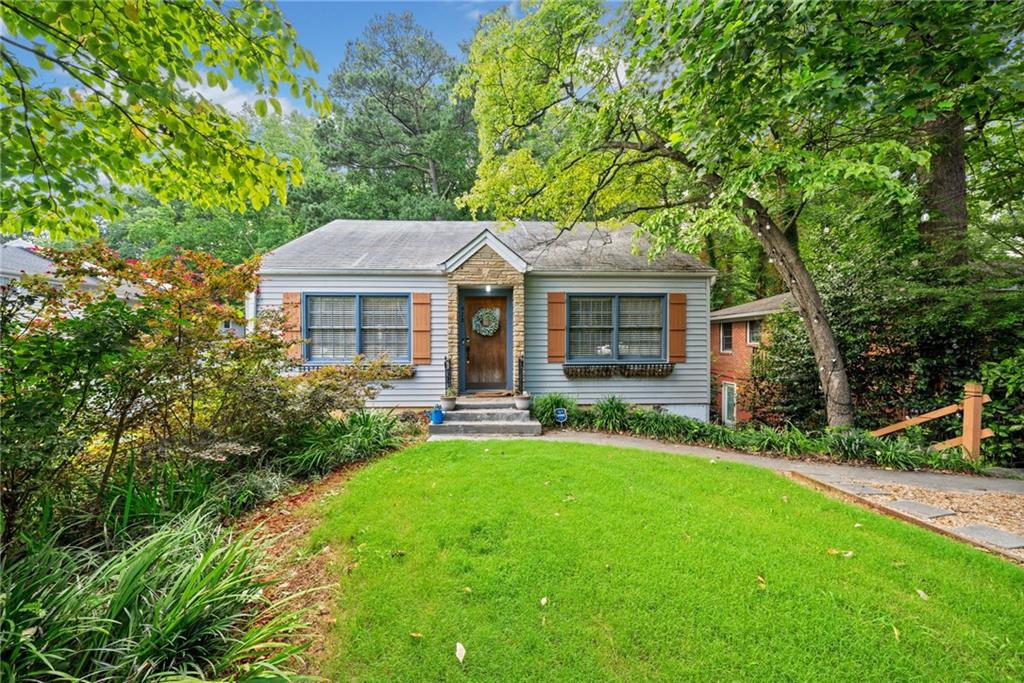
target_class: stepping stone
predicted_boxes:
[834,482,887,496]
[887,500,955,519]
[955,524,1024,549]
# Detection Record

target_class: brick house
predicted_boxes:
[710,292,793,425]
[251,220,716,419]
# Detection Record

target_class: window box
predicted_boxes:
[561,363,675,379]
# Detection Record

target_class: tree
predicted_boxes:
[318,12,478,219]
[0,0,328,239]
[459,1,936,426]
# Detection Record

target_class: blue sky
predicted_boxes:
[206,1,511,114]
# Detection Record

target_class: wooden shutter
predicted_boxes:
[547,292,566,363]
[668,292,687,363]
[282,292,303,361]
[412,292,431,365]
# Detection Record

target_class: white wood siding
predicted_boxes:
[524,274,711,419]
[256,274,447,407]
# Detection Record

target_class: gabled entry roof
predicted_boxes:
[260,220,715,275]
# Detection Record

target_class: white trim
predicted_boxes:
[721,381,737,426]
[719,321,734,353]
[746,319,762,347]
[440,229,529,274]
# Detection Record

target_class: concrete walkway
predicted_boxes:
[430,430,1024,494]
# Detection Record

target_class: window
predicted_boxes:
[747,319,762,346]
[720,322,733,353]
[567,295,664,361]
[722,382,737,426]
[305,294,409,362]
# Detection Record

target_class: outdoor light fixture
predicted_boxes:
[485,284,492,292]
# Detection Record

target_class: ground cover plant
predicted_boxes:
[0,245,413,680]
[533,395,981,473]
[308,440,1023,680]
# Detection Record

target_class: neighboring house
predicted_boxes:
[0,238,63,286]
[710,292,793,425]
[253,220,716,419]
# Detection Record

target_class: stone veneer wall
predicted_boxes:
[446,245,525,392]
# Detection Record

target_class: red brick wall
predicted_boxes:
[710,320,763,422]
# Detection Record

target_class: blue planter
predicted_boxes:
[431,405,445,424]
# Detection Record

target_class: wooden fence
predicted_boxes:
[870,383,992,461]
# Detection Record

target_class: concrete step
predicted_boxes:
[445,409,534,422]
[428,420,542,436]
[454,399,515,410]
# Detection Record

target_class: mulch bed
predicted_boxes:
[237,462,369,673]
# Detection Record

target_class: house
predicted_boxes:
[710,292,793,425]
[252,220,716,419]
[0,239,66,286]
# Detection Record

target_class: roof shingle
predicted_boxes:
[260,220,714,274]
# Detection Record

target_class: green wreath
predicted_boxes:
[472,307,500,336]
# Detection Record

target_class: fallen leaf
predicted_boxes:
[854,523,862,528]
[563,494,576,502]
[757,575,766,589]
[892,625,900,641]
[827,548,840,555]
[709,459,717,464]
[843,550,855,558]
[455,642,466,663]
[462,586,472,593]
[540,596,548,606]
[915,589,929,601]
[410,632,423,638]
[781,495,789,503]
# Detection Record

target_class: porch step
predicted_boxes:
[428,420,542,436]
[454,399,515,410]
[445,409,534,423]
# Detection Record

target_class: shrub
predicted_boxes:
[531,394,981,472]
[592,396,630,432]
[345,410,401,459]
[982,350,1024,466]
[281,411,401,479]
[0,513,307,681]
[532,393,577,428]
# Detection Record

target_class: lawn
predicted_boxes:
[307,440,1024,681]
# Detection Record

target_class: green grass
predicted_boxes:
[308,441,1024,681]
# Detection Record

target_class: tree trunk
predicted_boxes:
[919,110,967,265]
[743,200,855,427]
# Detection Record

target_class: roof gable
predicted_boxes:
[440,229,528,274]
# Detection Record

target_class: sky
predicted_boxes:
[207,1,512,115]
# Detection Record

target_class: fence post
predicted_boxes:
[962,382,983,462]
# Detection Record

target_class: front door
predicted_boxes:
[463,295,508,391]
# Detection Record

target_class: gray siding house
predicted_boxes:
[251,221,715,420]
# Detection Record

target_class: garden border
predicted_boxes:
[786,470,1023,565]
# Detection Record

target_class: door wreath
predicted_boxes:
[471,307,500,336]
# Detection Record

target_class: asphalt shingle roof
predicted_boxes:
[0,240,55,279]
[261,220,714,274]
[711,292,794,321]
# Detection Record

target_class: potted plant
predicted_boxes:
[514,391,531,411]
[441,387,457,411]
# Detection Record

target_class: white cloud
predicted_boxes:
[184,79,297,116]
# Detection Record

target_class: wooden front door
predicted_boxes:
[463,295,508,390]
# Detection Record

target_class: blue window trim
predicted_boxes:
[564,293,668,364]
[301,292,412,365]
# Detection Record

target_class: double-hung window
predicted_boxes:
[720,322,733,353]
[747,319,762,346]
[305,294,409,363]
[567,295,665,361]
